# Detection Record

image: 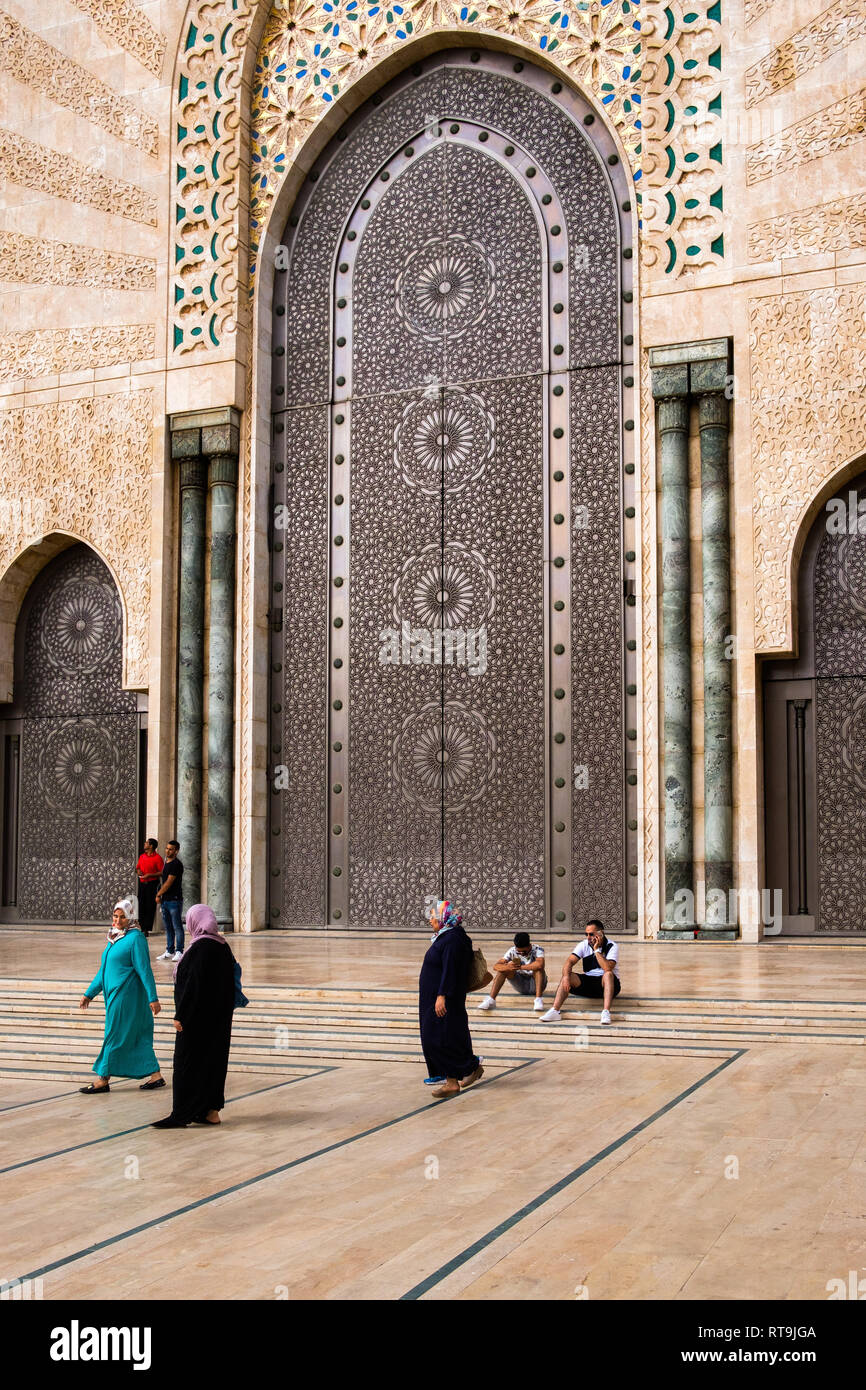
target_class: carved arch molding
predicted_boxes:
[169,0,724,356]
[268,51,638,931]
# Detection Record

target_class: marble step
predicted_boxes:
[1,1001,864,1042]
[3,991,866,1029]
[0,1019,737,1053]
[1,975,862,1084]
[0,1013,858,1055]
[3,989,865,1031]
[1,1018,862,1049]
[3,977,865,1016]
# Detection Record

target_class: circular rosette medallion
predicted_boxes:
[394,390,494,496]
[393,541,495,631]
[395,233,495,342]
[38,721,121,819]
[40,576,118,675]
[393,700,496,815]
[841,691,866,795]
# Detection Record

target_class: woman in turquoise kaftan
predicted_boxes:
[78,897,164,1094]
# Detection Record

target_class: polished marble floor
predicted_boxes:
[1,927,864,1301]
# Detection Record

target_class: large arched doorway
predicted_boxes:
[269,50,637,931]
[763,470,866,934]
[0,543,145,924]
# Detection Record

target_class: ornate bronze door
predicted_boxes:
[270,52,636,931]
[764,473,866,933]
[0,544,144,924]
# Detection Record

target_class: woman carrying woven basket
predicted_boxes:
[418,898,483,1099]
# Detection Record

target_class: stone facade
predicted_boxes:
[0,0,862,934]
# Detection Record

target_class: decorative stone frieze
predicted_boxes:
[67,0,167,77]
[747,88,866,186]
[747,193,866,262]
[0,10,159,156]
[0,231,157,290]
[744,0,866,108]
[0,128,158,225]
[0,325,155,382]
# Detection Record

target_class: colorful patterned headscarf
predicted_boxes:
[429,898,462,933]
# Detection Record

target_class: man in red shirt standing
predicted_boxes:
[136,838,164,936]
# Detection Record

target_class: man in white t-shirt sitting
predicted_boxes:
[477,932,547,1013]
[539,920,620,1025]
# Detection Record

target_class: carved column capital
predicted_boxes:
[207,452,239,489]
[657,395,690,436]
[178,458,207,491]
[697,390,729,432]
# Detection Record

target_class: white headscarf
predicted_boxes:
[108,895,140,943]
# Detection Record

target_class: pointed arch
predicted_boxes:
[0,532,133,704]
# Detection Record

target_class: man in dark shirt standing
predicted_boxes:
[156,840,185,962]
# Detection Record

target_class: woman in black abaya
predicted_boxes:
[152,903,235,1129]
[419,898,483,1098]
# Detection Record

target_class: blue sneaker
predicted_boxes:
[423,1075,446,1086]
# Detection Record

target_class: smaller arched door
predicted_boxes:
[763,471,866,934]
[0,544,146,924]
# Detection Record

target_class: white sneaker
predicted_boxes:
[172,951,183,962]
[157,950,172,960]
[600,1009,612,1025]
[533,997,546,1012]
[477,996,496,1011]
[539,1007,561,1023]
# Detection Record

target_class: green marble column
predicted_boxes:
[204,422,239,930]
[655,367,694,929]
[697,388,734,936]
[172,431,206,912]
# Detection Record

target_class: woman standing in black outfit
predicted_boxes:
[419,898,483,1098]
[152,903,236,1129]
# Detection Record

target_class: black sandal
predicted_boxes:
[80,1083,110,1094]
[139,1078,166,1090]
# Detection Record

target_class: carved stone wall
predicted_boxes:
[67,0,168,77]
[747,88,866,186]
[744,0,771,25]
[0,391,154,690]
[0,231,156,290]
[172,2,256,354]
[744,0,866,108]
[751,285,866,654]
[747,193,866,263]
[0,0,174,715]
[0,10,160,155]
[0,326,155,382]
[0,128,158,225]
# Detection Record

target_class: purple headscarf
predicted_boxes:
[173,903,227,978]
